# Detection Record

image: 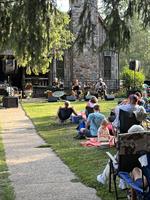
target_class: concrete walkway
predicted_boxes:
[0,105,101,200]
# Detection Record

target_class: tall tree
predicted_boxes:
[0,0,74,74]
[119,16,150,79]
[80,0,150,51]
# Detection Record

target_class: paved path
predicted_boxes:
[0,105,101,200]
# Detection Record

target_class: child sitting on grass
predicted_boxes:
[97,119,110,143]
[80,119,115,147]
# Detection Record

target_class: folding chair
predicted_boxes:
[107,131,150,200]
[119,109,140,133]
[119,153,150,200]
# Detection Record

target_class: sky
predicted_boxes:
[57,0,102,12]
[57,0,69,11]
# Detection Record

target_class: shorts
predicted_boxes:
[134,178,143,188]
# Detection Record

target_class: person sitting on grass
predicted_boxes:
[97,119,109,142]
[79,104,105,137]
[57,101,78,123]
[85,96,98,117]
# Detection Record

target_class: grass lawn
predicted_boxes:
[0,127,15,200]
[22,99,122,200]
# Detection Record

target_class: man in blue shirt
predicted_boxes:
[81,104,105,137]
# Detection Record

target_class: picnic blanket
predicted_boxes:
[80,136,115,147]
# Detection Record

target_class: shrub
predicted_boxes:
[115,89,126,98]
[121,66,145,92]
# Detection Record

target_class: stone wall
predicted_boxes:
[67,0,105,83]
[64,0,119,90]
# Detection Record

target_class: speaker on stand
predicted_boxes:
[129,60,141,72]
[129,60,141,90]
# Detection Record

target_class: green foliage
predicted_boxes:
[121,66,145,91]
[119,16,150,79]
[0,129,15,200]
[115,89,126,98]
[77,0,97,51]
[0,0,74,74]
[80,0,150,51]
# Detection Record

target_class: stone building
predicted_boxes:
[63,0,119,91]
[0,0,119,97]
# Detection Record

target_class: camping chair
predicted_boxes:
[107,131,150,200]
[119,109,140,133]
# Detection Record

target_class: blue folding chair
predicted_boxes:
[119,153,150,200]
[107,131,150,200]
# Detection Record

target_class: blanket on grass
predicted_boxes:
[80,136,115,147]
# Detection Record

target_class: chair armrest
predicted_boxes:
[106,152,118,165]
[118,171,143,193]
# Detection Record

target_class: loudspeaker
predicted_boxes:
[105,94,115,101]
[3,59,16,74]
[3,96,18,108]
[129,60,141,71]
[48,96,58,102]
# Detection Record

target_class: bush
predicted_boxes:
[121,66,145,92]
[115,89,126,98]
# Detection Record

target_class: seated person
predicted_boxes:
[57,101,78,123]
[135,91,145,106]
[97,119,109,142]
[130,167,148,200]
[80,104,105,137]
[112,94,141,129]
[95,78,107,99]
[72,79,82,99]
[144,98,150,113]
[85,96,98,117]
[97,125,145,189]
[97,119,115,146]
[52,77,59,91]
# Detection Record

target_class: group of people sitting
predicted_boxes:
[56,91,149,199]
[71,78,107,100]
[57,92,147,138]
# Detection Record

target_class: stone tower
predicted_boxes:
[64,0,119,91]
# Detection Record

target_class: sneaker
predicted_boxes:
[97,174,106,185]
[119,179,127,190]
